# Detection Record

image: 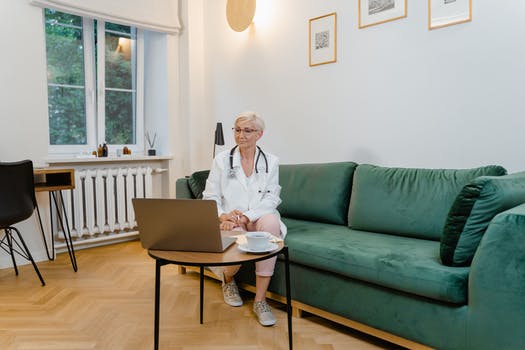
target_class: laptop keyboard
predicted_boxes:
[221,236,237,249]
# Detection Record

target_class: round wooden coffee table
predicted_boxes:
[148,242,292,350]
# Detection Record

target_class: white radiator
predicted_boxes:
[58,166,153,240]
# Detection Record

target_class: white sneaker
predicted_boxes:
[253,300,276,326]
[222,280,243,307]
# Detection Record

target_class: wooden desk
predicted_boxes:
[148,243,293,350]
[34,168,75,192]
[33,168,77,272]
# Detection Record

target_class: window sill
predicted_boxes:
[45,155,172,165]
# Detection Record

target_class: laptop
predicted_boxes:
[132,198,237,252]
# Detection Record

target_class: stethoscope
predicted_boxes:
[228,145,268,178]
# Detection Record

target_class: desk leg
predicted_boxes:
[154,260,161,350]
[35,201,54,261]
[200,266,204,324]
[284,247,293,350]
[51,191,78,272]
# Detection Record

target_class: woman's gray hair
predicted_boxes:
[234,111,265,131]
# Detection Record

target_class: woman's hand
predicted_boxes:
[238,214,250,226]
[220,220,236,230]
[219,211,240,224]
[219,210,249,229]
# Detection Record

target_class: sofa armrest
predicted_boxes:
[176,178,194,199]
[467,203,525,349]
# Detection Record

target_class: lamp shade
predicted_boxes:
[213,122,225,158]
[214,122,225,146]
[226,0,256,32]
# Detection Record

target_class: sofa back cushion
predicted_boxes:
[348,164,507,240]
[278,162,358,225]
[440,171,525,266]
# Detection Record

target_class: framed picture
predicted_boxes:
[429,0,472,30]
[309,13,337,67]
[358,0,407,29]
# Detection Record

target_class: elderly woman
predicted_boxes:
[202,111,286,326]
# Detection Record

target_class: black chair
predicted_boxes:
[0,160,45,286]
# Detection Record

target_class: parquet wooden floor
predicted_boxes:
[0,241,402,350]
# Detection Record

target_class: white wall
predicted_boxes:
[190,0,525,173]
[0,1,49,163]
[0,0,53,268]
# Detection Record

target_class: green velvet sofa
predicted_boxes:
[176,162,525,349]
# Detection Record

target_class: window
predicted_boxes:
[44,9,144,154]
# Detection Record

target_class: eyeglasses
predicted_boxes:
[232,127,259,135]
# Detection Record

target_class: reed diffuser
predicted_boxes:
[146,131,157,156]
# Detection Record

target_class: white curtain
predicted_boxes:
[29,0,181,34]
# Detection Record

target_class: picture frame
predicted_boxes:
[309,13,337,67]
[428,0,472,30]
[358,0,407,29]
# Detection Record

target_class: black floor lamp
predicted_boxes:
[213,122,225,158]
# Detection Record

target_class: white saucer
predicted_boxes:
[238,242,278,254]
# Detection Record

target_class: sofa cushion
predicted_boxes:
[283,218,469,304]
[278,162,358,225]
[441,171,525,267]
[187,170,210,199]
[348,164,507,240]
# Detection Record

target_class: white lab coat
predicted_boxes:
[202,147,287,237]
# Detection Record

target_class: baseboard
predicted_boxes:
[55,231,139,253]
[286,301,433,350]
[180,265,433,350]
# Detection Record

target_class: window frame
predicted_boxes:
[46,13,144,156]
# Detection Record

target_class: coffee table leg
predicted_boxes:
[284,247,293,350]
[154,260,161,350]
[200,266,204,324]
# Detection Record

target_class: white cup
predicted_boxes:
[245,232,269,251]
